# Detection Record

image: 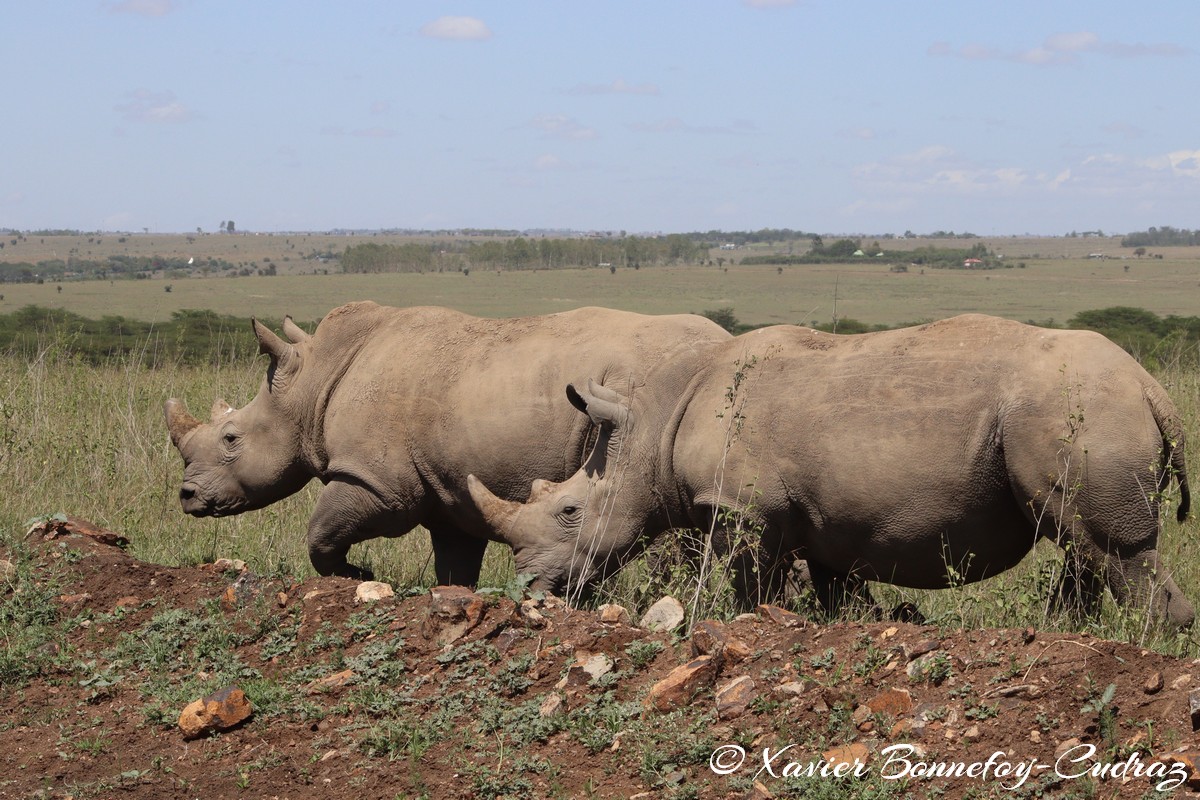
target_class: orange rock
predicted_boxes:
[867,687,914,716]
[306,669,357,693]
[178,686,253,738]
[424,585,486,645]
[691,619,753,663]
[757,604,804,627]
[823,742,870,770]
[645,654,722,712]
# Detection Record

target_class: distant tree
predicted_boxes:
[226,220,236,234]
[701,307,739,333]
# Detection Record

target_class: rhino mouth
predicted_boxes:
[178,483,245,517]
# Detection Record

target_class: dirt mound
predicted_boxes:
[3,520,1200,798]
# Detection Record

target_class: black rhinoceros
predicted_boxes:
[468,314,1195,626]
[164,301,728,583]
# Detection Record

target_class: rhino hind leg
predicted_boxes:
[807,562,881,620]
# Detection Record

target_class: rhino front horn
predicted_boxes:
[164,398,203,447]
[467,474,524,544]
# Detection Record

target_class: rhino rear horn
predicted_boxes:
[210,399,235,422]
[164,398,203,448]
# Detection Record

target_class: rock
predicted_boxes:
[1162,753,1200,791]
[113,595,140,609]
[889,719,913,739]
[868,688,914,716]
[749,780,774,799]
[1172,673,1193,691]
[775,680,809,698]
[822,742,869,769]
[355,580,395,603]
[0,559,17,582]
[221,571,272,611]
[715,676,756,720]
[1030,729,1041,744]
[640,596,685,632]
[1189,689,1200,731]
[964,724,981,742]
[28,515,129,548]
[556,653,614,690]
[852,705,873,727]
[757,604,804,627]
[306,669,356,693]
[1055,737,1083,759]
[598,603,631,625]
[424,585,486,645]
[538,693,564,718]
[210,558,247,573]
[1022,627,1036,644]
[691,619,753,663]
[645,654,722,712]
[1144,672,1164,694]
[902,640,942,661]
[178,686,253,738]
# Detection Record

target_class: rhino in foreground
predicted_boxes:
[164,302,728,583]
[468,314,1195,626]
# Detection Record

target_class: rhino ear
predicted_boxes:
[282,316,310,344]
[566,382,629,428]
[210,399,235,422]
[253,318,300,388]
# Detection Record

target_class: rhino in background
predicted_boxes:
[468,314,1196,627]
[164,301,729,584]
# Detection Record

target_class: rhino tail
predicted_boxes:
[1144,382,1191,523]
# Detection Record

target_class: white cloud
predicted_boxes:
[114,89,193,123]
[108,0,174,17]
[1167,150,1200,178]
[534,154,567,171]
[929,31,1189,66]
[419,16,492,41]
[743,0,797,8]
[531,114,596,141]
[570,78,660,96]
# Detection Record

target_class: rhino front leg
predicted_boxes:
[307,481,410,579]
[428,527,489,587]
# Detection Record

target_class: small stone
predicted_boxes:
[598,603,631,625]
[889,719,913,739]
[178,686,253,738]
[557,652,614,689]
[645,654,721,712]
[319,749,340,762]
[749,781,774,800]
[211,558,247,572]
[881,626,898,638]
[1162,753,1200,791]
[1022,627,1036,644]
[640,596,685,632]
[1144,672,1164,694]
[1030,729,1041,744]
[775,680,809,697]
[355,581,395,603]
[58,592,92,606]
[852,705,873,726]
[276,592,289,607]
[113,595,140,609]
[964,724,981,741]
[715,676,757,720]
[0,559,16,582]
[1172,673,1193,691]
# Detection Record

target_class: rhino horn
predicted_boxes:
[210,398,235,422]
[164,398,203,448]
[467,474,525,544]
[567,383,629,428]
[282,315,310,344]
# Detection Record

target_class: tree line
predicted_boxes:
[1121,226,1200,248]
[340,235,707,273]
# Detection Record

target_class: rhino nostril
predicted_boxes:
[180,485,196,501]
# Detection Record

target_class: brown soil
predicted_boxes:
[4,524,1200,799]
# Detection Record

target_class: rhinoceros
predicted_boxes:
[468,314,1195,626]
[164,301,728,583]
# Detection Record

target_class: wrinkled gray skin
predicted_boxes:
[165,302,728,584]
[469,314,1195,627]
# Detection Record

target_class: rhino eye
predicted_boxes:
[223,432,240,444]
[562,506,577,516]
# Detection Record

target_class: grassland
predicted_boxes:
[4,233,1200,328]
[4,233,1200,653]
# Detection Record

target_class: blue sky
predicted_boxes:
[3,1,1198,235]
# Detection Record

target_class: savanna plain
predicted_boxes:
[3,232,1200,799]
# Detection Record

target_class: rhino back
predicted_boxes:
[316,303,726,507]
